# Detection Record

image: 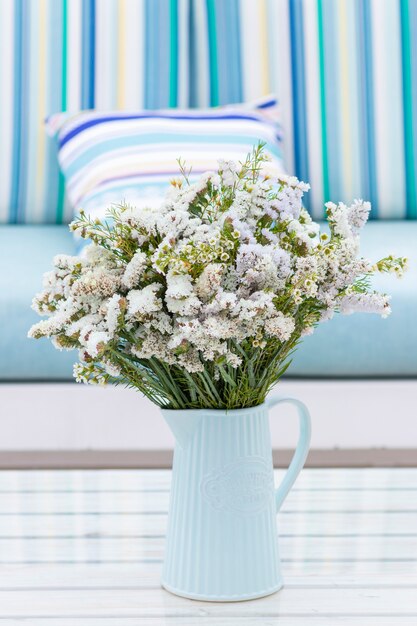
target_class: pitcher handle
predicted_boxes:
[266,395,311,512]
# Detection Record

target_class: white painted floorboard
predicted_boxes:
[0,469,416,624]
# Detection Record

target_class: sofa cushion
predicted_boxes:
[0,222,415,380]
[0,226,76,379]
[291,221,417,376]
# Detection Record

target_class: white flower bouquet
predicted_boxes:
[29,145,407,409]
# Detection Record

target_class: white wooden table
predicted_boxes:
[0,468,416,624]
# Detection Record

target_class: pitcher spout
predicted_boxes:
[161,408,203,449]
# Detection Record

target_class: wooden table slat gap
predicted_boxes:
[2,558,417,564]
[0,580,415,588]
[3,509,417,516]
[3,486,417,494]
[3,532,417,539]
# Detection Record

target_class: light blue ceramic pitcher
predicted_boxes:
[161,395,311,601]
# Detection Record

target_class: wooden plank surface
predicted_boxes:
[1,511,417,537]
[2,488,417,513]
[0,563,415,590]
[0,535,416,563]
[0,614,416,626]
[0,469,415,625]
[0,586,417,617]
[1,468,417,489]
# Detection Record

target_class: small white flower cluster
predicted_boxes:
[29,145,407,396]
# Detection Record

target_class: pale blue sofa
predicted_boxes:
[1,221,415,380]
[0,1,416,381]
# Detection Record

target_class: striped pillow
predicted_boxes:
[46,97,285,223]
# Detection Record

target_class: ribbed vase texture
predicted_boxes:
[161,406,282,601]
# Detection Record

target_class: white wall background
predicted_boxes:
[1,380,416,451]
